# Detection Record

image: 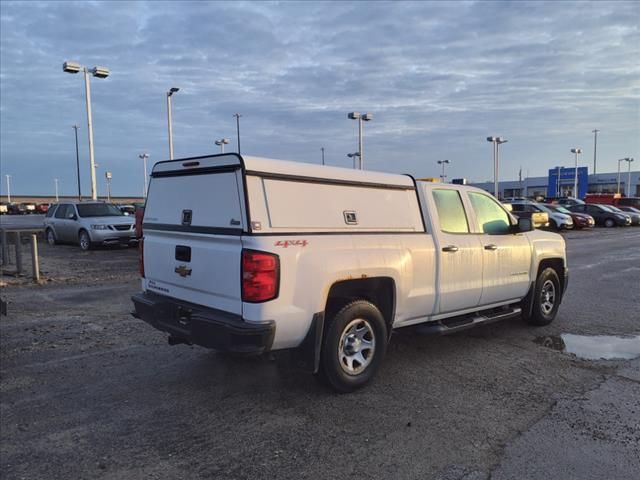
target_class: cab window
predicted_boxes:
[468,192,512,234]
[432,189,469,233]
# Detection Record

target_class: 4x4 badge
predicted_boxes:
[174,265,192,277]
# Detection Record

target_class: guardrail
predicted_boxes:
[0,227,43,283]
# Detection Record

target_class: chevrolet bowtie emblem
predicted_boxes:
[174,265,192,277]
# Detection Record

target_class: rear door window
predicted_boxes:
[432,189,469,233]
[54,205,68,219]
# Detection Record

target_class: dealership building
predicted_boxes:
[470,168,640,200]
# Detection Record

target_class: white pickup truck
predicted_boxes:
[132,154,568,392]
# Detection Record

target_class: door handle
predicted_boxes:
[484,244,498,251]
[442,245,459,253]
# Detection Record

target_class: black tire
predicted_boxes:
[319,300,387,393]
[78,230,92,251]
[45,228,57,246]
[604,218,616,228]
[550,219,559,231]
[524,267,561,326]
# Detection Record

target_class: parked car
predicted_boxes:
[603,205,640,226]
[118,204,136,215]
[544,204,594,229]
[568,203,631,227]
[35,203,50,214]
[546,197,585,206]
[44,202,137,250]
[7,203,27,215]
[510,201,573,230]
[617,197,640,209]
[21,203,36,214]
[132,154,568,392]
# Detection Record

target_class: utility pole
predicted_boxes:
[234,113,242,154]
[72,125,82,201]
[321,147,325,165]
[592,129,599,174]
[5,175,11,203]
[54,178,59,202]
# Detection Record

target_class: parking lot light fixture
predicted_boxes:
[437,160,450,183]
[487,136,507,198]
[348,112,373,170]
[63,60,109,200]
[166,88,179,160]
[570,148,582,198]
[625,157,635,196]
[54,178,59,202]
[347,152,360,169]
[139,153,149,198]
[215,138,230,153]
[5,174,11,203]
[616,157,630,194]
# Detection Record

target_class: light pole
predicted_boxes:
[72,125,82,201]
[570,148,582,198]
[348,112,373,170]
[63,61,109,201]
[321,147,325,166]
[215,138,230,153]
[592,129,599,174]
[487,136,508,199]
[437,160,450,183]
[104,172,112,202]
[5,175,11,203]
[233,113,242,154]
[166,87,179,160]
[139,153,149,198]
[347,152,360,169]
[54,178,59,202]
[625,157,635,196]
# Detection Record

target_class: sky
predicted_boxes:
[1,0,638,197]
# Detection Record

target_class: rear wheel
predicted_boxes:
[319,300,387,393]
[45,228,56,246]
[79,230,92,251]
[604,218,616,228]
[524,267,561,326]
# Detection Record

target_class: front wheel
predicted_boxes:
[524,267,561,326]
[78,230,92,251]
[45,228,56,246]
[604,218,616,228]
[319,300,387,393]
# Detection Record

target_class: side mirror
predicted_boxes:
[517,217,533,232]
[68,213,77,220]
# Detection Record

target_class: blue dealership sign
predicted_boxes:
[548,166,588,199]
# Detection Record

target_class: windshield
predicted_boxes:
[77,203,124,217]
[554,206,571,214]
[536,203,552,214]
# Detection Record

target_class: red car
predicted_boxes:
[35,203,50,214]
[545,204,595,229]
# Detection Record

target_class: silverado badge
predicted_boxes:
[174,265,192,277]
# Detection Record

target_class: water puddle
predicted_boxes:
[535,334,640,360]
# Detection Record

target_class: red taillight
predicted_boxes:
[139,239,145,278]
[242,250,279,302]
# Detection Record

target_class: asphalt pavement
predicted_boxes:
[1,228,638,480]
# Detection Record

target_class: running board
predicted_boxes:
[413,306,522,335]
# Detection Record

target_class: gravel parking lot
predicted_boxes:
[1,228,639,480]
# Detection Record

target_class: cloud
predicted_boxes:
[1,0,638,195]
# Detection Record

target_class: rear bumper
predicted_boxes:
[131,291,275,355]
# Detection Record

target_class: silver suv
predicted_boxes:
[44,202,136,250]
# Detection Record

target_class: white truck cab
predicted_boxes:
[132,154,568,392]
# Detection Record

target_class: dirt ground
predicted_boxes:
[1,230,639,480]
